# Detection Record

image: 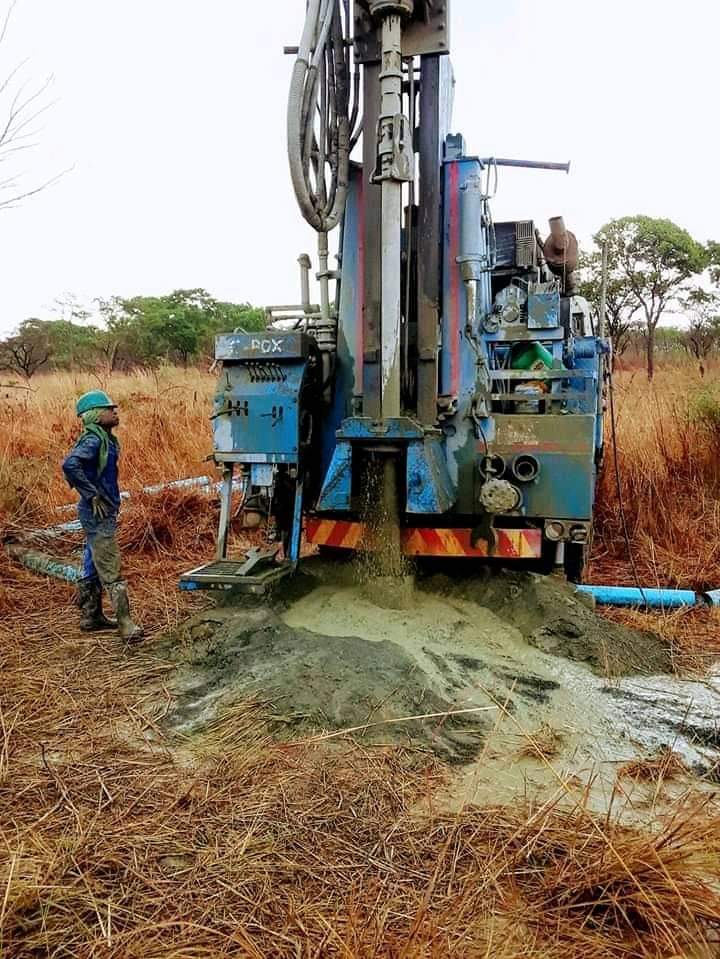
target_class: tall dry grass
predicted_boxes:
[592,365,720,592]
[0,367,215,533]
[0,362,719,956]
[589,364,720,663]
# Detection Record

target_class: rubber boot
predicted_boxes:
[78,579,117,632]
[107,581,145,643]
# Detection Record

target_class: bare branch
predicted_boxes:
[0,3,63,211]
[0,165,72,209]
[0,0,17,50]
[0,57,28,101]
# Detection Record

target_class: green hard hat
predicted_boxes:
[76,390,117,416]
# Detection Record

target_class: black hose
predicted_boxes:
[287,0,359,234]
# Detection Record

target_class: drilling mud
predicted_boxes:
[354,457,414,608]
[158,559,720,808]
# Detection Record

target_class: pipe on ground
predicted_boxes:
[5,544,80,583]
[37,475,242,538]
[576,585,705,608]
[55,474,214,513]
[7,473,248,584]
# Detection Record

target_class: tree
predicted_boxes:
[681,288,720,371]
[95,290,266,368]
[576,248,641,359]
[0,1,65,210]
[594,216,707,380]
[0,318,51,378]
[707,241,720,285]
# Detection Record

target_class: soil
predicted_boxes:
[156,559,720,805]
[422,567,672,677]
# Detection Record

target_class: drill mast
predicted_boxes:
[180,1,608,593]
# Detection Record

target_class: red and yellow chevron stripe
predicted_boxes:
[305,518,364,550]
[305,518,541,559]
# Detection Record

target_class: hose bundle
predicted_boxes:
[287,0,360,233]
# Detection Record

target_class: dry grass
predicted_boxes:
[0,368,214,535]
[591,365,720,592]
[516,723,565,761]
[1,363,720,956]
[588,363,720,661]
[0,571,719,958]
[618,747,689,784]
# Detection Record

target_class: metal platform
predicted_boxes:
[179,556,291,595]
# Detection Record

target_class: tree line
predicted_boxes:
[0,289,265,378]
[578,215,718,379]
[1,214,718,382]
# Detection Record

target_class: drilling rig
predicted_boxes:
[180,0,608,594]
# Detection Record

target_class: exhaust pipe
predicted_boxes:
[543,216,578,292]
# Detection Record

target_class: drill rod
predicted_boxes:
[379,13,403,419]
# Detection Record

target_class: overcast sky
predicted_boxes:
[0,0,716,334]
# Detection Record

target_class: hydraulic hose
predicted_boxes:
[287,0,358,234]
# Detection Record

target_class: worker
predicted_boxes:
[62,390,144,642]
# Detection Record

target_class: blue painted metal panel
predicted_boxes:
[566,337,603,418]
[251,464,274,487]
[213,357,307,462]
[490,413,597,520]
[441,156,492,509]
[215,332,312,361]
[336,416,423,441]
[288,476,304,566]
[528,291,560,329]
[317,441,353,512]
[406,436,456,514]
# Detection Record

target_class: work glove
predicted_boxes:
[91,494,112,520]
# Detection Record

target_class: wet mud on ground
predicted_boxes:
[155,559,720,814]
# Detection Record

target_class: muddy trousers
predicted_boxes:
[78,510,143,641]
[80,513,122,587]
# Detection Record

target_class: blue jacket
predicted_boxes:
[62,433,121,517]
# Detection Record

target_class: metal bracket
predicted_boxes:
[371,114,414,183]
[236,546,281,577]
[354,1,451,62]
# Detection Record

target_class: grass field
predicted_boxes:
[0,362,719,956]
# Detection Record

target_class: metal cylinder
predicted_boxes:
[298,254,312,313]
[379,13,404,419]
[369,0,414,17]
[458,175,484,282]
[458,173,486,339]
[543,215,578,275]
[548,216,567,245]
[317,232,331,324]
[511,454,540,483]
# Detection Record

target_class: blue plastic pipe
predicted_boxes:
[576,585,700,608]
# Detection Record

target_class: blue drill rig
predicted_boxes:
[180,0,608,594]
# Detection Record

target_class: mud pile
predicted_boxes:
[158,559,720,792]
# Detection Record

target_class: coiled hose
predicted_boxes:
[287,0,359,234]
